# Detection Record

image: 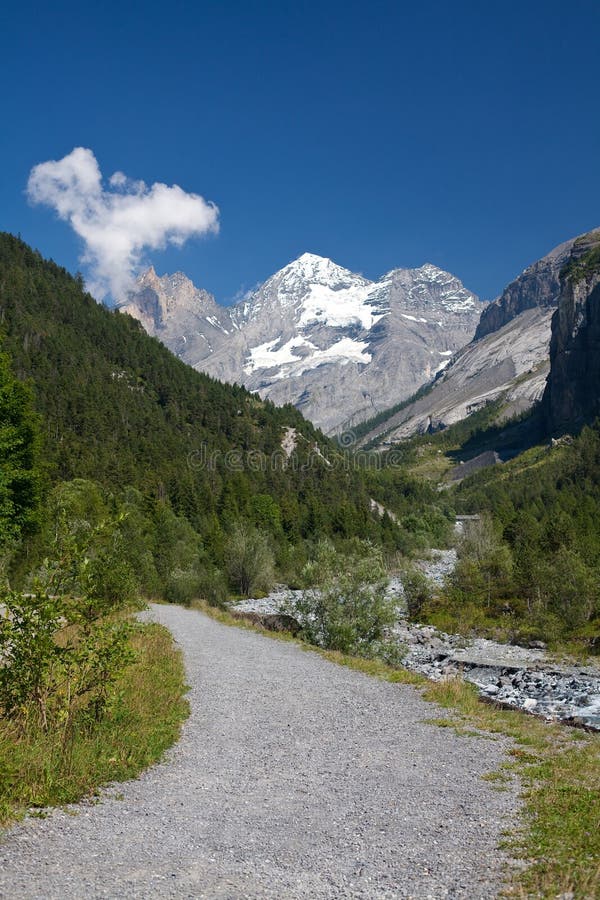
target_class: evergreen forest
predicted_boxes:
[0,233,451,602]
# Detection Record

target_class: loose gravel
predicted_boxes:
[0,605,521,899]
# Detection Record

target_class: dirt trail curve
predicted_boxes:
[0,605,520,899]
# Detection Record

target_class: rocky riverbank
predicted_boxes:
[392,621,600,730]
[232,563,600,731]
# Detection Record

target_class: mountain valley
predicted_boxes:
[2,230,600,900]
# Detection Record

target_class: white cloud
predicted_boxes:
[27,147,219,302]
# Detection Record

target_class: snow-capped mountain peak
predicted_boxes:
[229,254,389,378]
[125,253,483,434]
[242,252,381,329]
[279,252,371,286]
[382,263,480,313]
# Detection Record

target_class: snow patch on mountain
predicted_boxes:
[244,336,372,379]
[299,337,372,369]
[401,313,429,324]
[244,337,311,374]
[206,315,229,333]
[297,281,387,329]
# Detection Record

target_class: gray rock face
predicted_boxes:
[474,234,582,340]
[542,231,600,433]
[122,253,483,434]
[357,229,600,447]
[357,306,553,446]
[119,267,236,367]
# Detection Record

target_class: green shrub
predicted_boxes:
[164,564,228,608]
[165,568,202,606]
[0,622,188,826]
[226,522,275,597]
[197,566,229,608]
[0,590,133,734]
[289,541,400,659]
[400,564,433,620]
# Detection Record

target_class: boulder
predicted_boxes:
[230,610,301,636]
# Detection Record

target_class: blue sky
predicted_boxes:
[1,0,600,304]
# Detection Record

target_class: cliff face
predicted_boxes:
[356,306,553,447]
[474,236,578,341]
[543,232,600,434]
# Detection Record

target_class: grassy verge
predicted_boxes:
[0,621,189,828]
[422,678,600,898]
[197,600,600,899]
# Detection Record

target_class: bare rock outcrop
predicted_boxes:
[543,231,600,433]
[474,234,579,340]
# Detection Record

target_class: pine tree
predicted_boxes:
[0,348,41,560]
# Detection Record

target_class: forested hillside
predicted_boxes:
[0,233,450,595]
[443,427,600,648]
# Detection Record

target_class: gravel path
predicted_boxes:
[0,605,521,899]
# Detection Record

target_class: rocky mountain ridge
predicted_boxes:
[356,229,599,447]
[121,253,483,434]
[357,307,554,447]
[474,235,577,340]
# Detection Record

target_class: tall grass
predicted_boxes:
[423,677,600,898]
[0,622,189,827]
